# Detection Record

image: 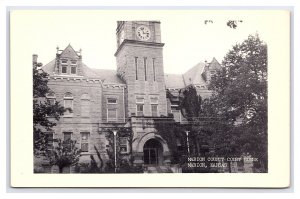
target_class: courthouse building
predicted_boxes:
[35,21,222,172]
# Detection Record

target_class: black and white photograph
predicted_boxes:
[10,9,290,187]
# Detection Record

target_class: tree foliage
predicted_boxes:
[178,34,268,172]
[33,63,65,156]
[208,34,268,171]
[45,139,81,173]
[179,86,202,122]
[153,116,186,164]
[89,145,104,173]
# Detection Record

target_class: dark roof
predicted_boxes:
[42,44,218,87]
[41,59,124,84]
[42,59,56,75]
[91,68,125,84]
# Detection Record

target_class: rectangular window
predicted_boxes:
[63,132,72,148]
[81,132,90,152]
[64,99,73,116]
[135,57,138,80]
[136,104,144,116]
[150,97,158,117]
[144,57,147,81]
[71,66,76,74]
[107,109,117,122]
[151,104,158,117]
[152,58,156,81]
[63,132,72,141]
[120,137,128,154]
[61,59,68,64]
[107,98,117,104]
[62,66,67,74]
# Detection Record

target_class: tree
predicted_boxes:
[89,146,104,173]
[33,61,65,156]
[208,34,268,172]
[177,34,267,172]
[178,86,222,172]
[45,139,81,173]
[179,86,202,122]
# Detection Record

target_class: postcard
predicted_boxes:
[10,9,290,187]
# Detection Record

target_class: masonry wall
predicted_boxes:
[47,78,107,163]
[116,43,167,117]
[101,85,126,123]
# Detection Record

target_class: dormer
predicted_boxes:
[55,44,83,76]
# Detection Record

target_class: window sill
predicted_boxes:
[80,152,96,155]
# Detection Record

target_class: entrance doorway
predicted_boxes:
[143,139,163,165]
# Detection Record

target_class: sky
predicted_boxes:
[11,10,284,74]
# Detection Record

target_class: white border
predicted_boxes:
[10,8,290,188]
[1,0,299,199]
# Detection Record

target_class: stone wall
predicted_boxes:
[101,84,127,123]
[47,77,107,162]
[116,43,167,117]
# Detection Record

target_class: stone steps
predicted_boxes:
[145,166,173,173]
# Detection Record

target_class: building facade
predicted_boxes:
[34,21,222,173]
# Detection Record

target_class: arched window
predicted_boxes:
[64,92,73,117]
[80,94,90,117]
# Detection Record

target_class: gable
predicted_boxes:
[60,44,79,59]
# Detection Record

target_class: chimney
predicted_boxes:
[205,60,209,67]
[32,54,38,64]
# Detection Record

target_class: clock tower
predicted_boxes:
[115,21,167,118]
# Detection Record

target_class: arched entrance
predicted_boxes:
[143,139,163,165]
[132,132,171,166]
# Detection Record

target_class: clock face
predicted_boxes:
[136,26,151,41]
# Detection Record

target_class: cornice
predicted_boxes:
[114,39,165,57]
